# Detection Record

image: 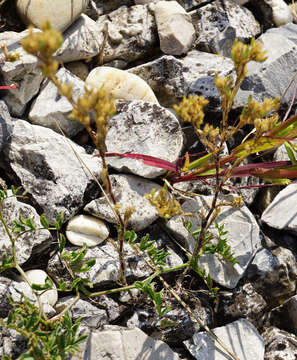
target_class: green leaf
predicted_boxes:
[59,233,66,253]
[40,214,50,228]
[55,212,64,230]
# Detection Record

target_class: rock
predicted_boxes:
[55,296,109,328]
[250,0,292,28]
[66,214,109,247]
[0,100,13,151]
[262,327,297,360]
[235,29,297,110]
[85,67,159,103]
[3,120,102,224]
[25,269,58,307]
[0,29,43,116]
[54,14,103,63]
[154,1,195,55]
[247,247,297,304]
[96,5,158,64]
[84,174,161,231]
[64,61,89,80]
[102,0,133,13]
[190,0,260,57]
[229,283,267,329]
[129,50,234,108]
[166,194,261,288]
[0,194,52,265]
[104,101,183,178]
[269,295,297,334]
[184,318,265,360]
[16,0,88,32]
[28,67,85,137]
[75,325,181,360]
[261,183,297,232]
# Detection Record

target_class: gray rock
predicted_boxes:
[184,318,265,360]
[3,120,102,224]
[261,183,297,232]
[166,194,261,288]
[270,295,297,334]
[96,5,158,64]
[235,30,297,110]
[262,327,297,360]
[0,194,52,265]
[84,174,161,231]
[29,68,85,137]
[0,100,12,151]
[0,29,43,116]
[105,101,183,178]
[74,325,181,360]
[129,50,234,108]
[190,0,260,57]
[55,296,109,328]
[154,1,195,55]
[54,14,103,63]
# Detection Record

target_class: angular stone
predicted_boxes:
[3,120,102,224]
[0,29,43,116]
[0,194,52,265]
[84,174,161,231]
[96,5,158,64]
[64,61,89,81]
[85,67,159,103]
[0,100,13,151]
[129,50,234,108]
[261,183,297,232]
[190,0,260,57]
[154,1,195,55]
[270,295,297,334]
[184,319,265,360]
[166,194,261,288]
[29,67,85,137]
[262,327,297,360]
[105,101,183,178]
[66,214,109,247]
[75,325,181,360]
[16,0,88,32]
[250,0,292,28]
[54,14,102,63]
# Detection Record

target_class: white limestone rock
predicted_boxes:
[16,0,88,32]
[271,0,293,27]
[54,14,103,63]
[84,174,161,231]
[184,319,265,360]
[76,325,181,360]
[104,100,183,179]
[66,214,109,247]
[154,1,195,55]
[3,120,102,224]
[0,100,13,152]
[262,327,297,360]
[25,269,58,307]
[0,195,52,265]
[166,194,261,288]
[29,67,85,137]
[85,66,158,104]
[0,29,43,117]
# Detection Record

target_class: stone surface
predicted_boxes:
[29,67,85,137]
[129,50,234,108]
[85,66,159,103]
[3,120,102,224]
[0,100,13,151]
[64,61,89,81]
[270,295,297,334]
[184,319,265,360]
[96,5,158,64]
[0,29,43,116]
[54,14,103,63]
[25,269,58,307]
[16,0,88,32]
[250,0,292,28]
[56,296,109,328]
[84,174,161,231]
[190,0,261,57]
[154,1,195,55]
[261,183,297,232]
[0,194,52,265]
[262,327,297,360]
[104,100,183,178]
[166,194,261,288]
[66,214,109,247]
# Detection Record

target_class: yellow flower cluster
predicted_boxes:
[145,188,182,220]
[231,38,267,67]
